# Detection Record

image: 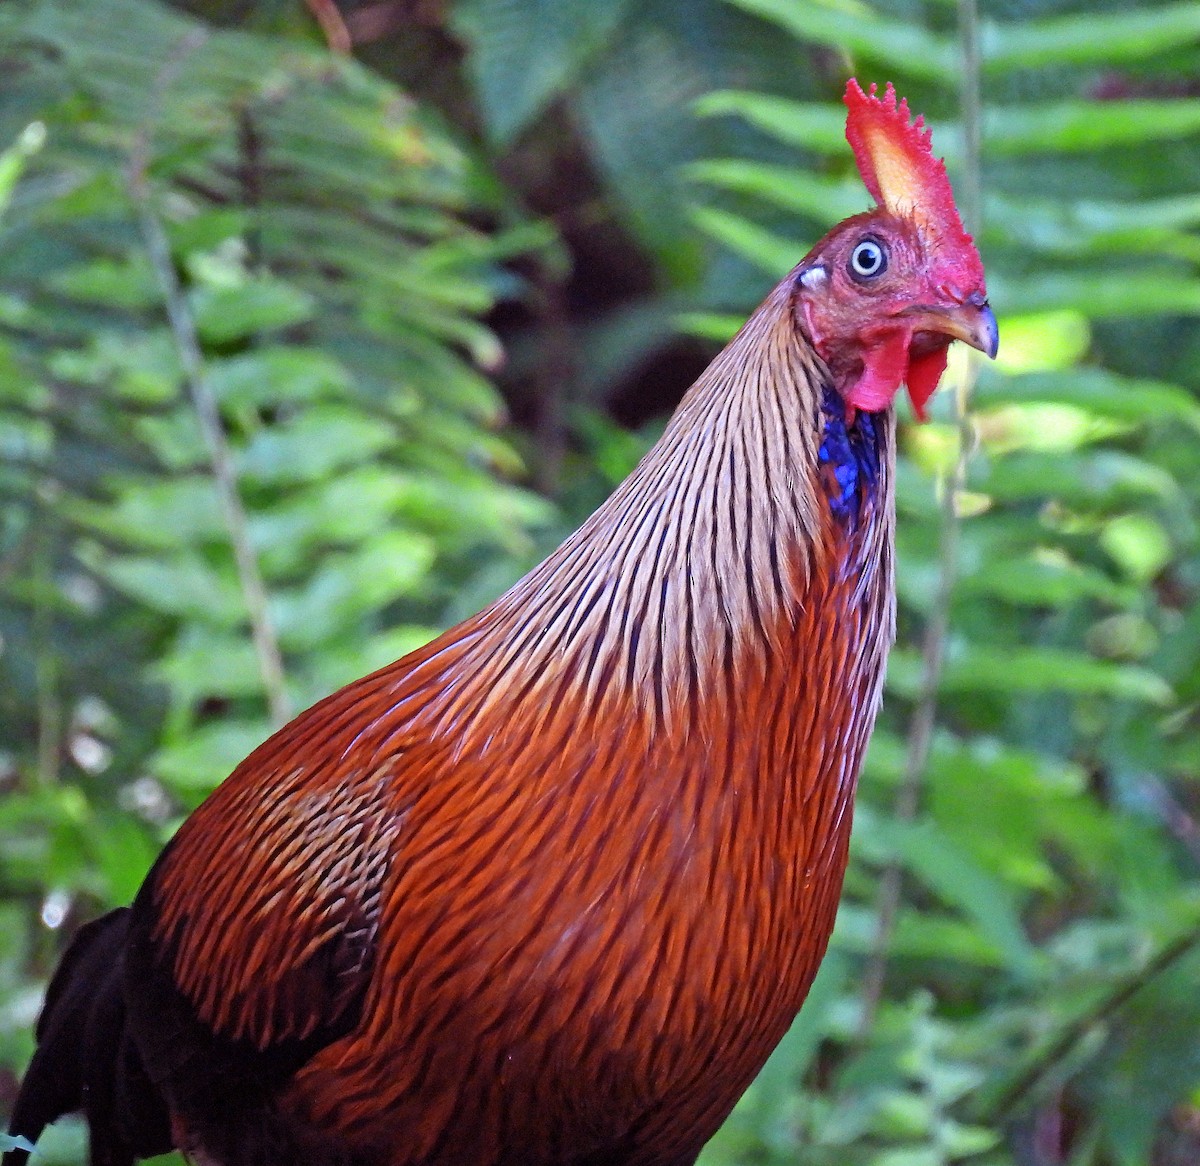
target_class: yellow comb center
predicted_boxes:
[865,126,923,221]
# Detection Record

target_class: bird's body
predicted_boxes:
[133,306,895,1166]
[4,81,994,1166]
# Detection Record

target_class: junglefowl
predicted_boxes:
[5,79,996,1166]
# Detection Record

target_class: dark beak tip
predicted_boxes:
[979,303,999,360]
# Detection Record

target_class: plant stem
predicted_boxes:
[305,0,353,54]
[958,0,984,238]
[978,926,1200,1124]
[128,34,291,728]
[32,502,61,787]
[856,0,985,1042]
[132,201,292,728]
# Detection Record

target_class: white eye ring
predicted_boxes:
[849,238,887,280]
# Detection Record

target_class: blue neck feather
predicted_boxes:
[818,386,883,519]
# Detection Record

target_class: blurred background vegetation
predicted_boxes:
[1,0,1198,1162]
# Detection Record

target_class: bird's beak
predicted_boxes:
[908,298,999,360]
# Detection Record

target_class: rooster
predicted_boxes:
[5,80,996,1166]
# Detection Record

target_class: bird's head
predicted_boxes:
[795,79,998,421]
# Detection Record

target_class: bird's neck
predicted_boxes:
[451,282,897,740]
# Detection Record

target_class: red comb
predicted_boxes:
[844,79,983,286]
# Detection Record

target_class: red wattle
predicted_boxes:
[845,328,910,414]
[905,346,949,422]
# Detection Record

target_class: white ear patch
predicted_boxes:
[798,264,828,290]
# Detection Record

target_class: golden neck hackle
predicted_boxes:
[435,279,890,747]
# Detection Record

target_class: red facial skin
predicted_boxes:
[793,209,995,421]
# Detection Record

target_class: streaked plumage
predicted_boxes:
[4,79,995,1166]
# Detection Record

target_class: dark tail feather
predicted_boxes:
[3,909,172,1166]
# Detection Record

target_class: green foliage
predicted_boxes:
[0,0,549,1098]
[1,0,1198,1164]
[453,0,832,272]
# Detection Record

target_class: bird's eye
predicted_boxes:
[848,238,887,281]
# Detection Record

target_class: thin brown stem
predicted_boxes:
[856,411,974,1039]
[32,500,61,787]
[977,926,1200,1126]
[856,0,985,1042]
[957,0,984,238]
[305,0,353,54]
[127,34,291,727]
